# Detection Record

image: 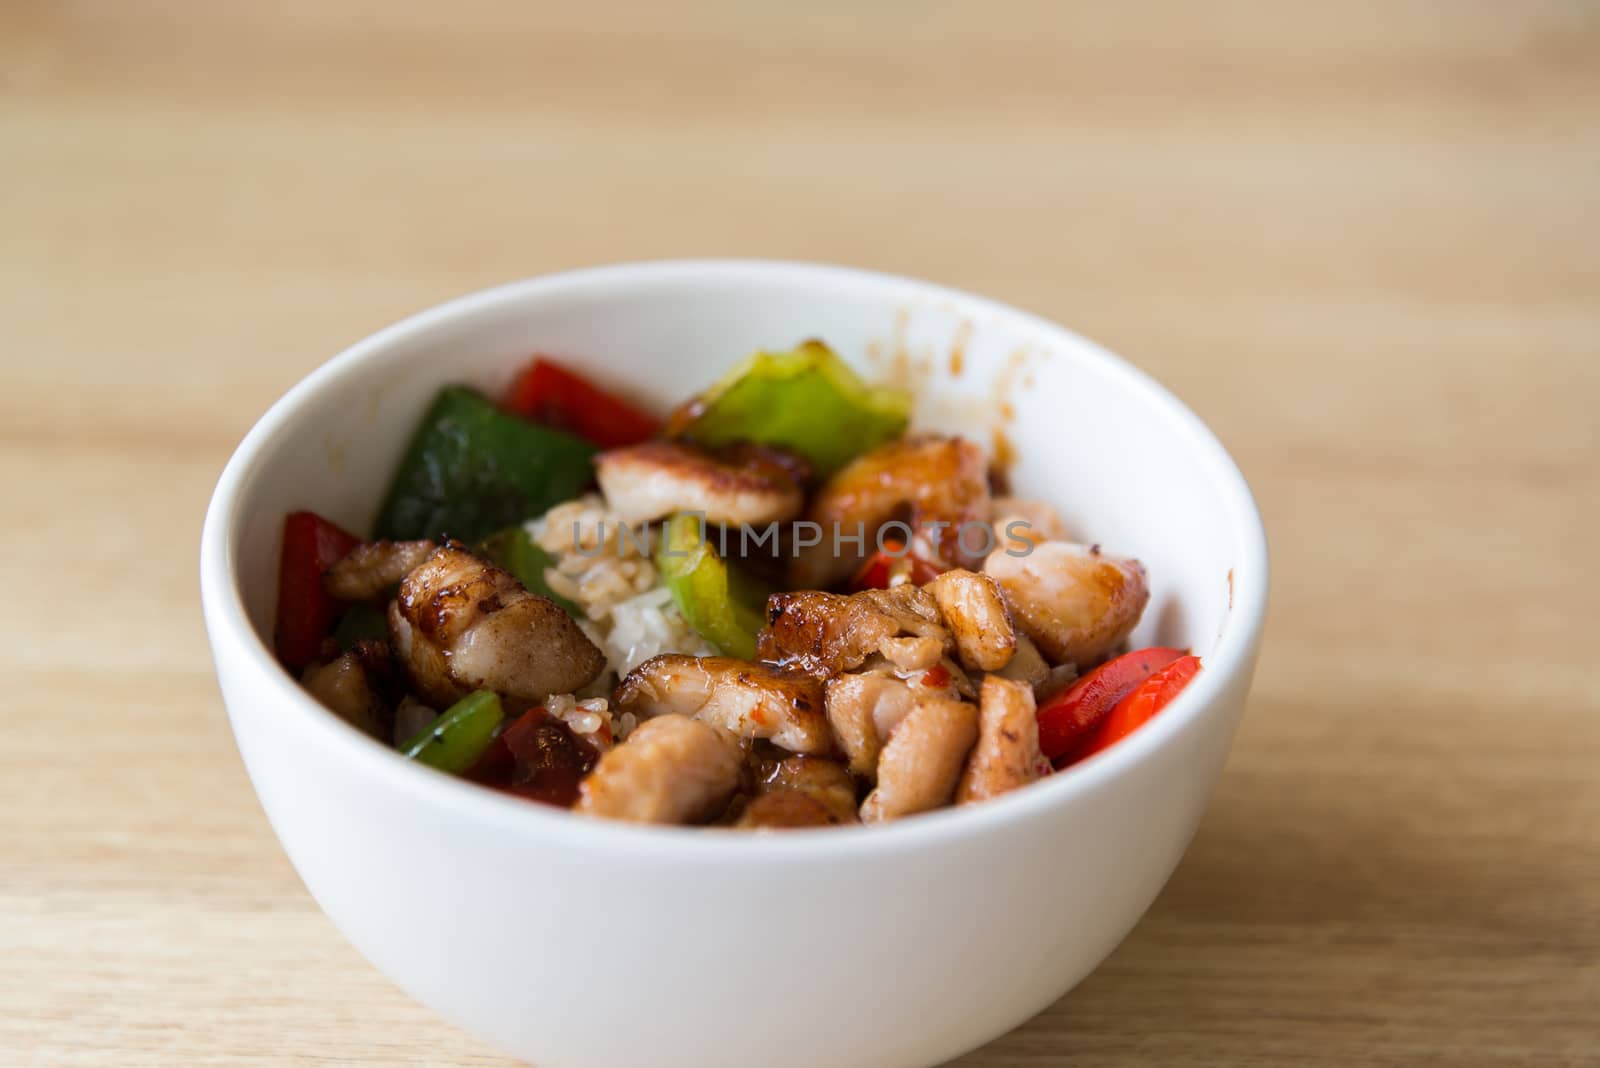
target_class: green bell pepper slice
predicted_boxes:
[477,527,582,617]
[400,690,505,774]
[656,513,770,660]
[374,386,597,542]
[674,340,911,477]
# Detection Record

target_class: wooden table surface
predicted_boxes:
[5,3,1596,1064]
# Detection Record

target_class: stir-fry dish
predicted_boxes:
[275,344,1201,829]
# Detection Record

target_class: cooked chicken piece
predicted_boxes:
[613,655,831,754]
[864,642,975,690]
[825,672,911,777]
[957,676,1044,803]
[984,541,1149,669]
[595,440,804,527]
[992,633,1050,690]
[730,753,859,831]
[758,590,896,676]
[926,569,1015,672]
[715,440,815,488]
[389,544,605,709]
[734,790,836,829]
[791,435,991,588]
[990,496,1069,548]
[908,658,979,700]
[826,659,977,779]
[758,584,951,677]
[323,539,436,601]
[990,520,1036,558]
[912,656,977,701]
[575,714,743,824]
[859,696,979,822]
[301,640,392,740]
[1038,661,1081,703]
[759,755,859,824]
[877,635,946,673]
[860,584,949,640]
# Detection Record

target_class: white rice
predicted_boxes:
[545,691,621,748]
[531,494,659,621]
[527,493,716,739]
[603,585,717,676]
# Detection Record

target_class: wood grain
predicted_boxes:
[3,2,1596,1064]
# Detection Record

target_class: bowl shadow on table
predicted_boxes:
[944,691,1583,1066]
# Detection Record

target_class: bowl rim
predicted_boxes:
[200,258,1269,860]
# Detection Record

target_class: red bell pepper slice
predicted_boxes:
[503,357,661,449]
[848,537,944,592]
[1064,655,1202,763]
[274,511,362,669]
[1036,646,1186,761]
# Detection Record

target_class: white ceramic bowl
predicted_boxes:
[201,261,1267,1068]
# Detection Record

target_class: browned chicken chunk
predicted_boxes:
[925,568,1016,672]
[614,655,832,754]
[989,496,1069,548]
[984,541,1149,669]
[388,544,605,709]
[758,584,951,678]
[732,755,859,831]
[876,635,945,673]
[861,584,950,640]
[859,696,980,823]
[992,633,1050,690]
[957,675,1044,804]
[323,539,436,601]
[300,640,393,741]
[824,671,920,778]
[758,755,858,824]
[575,715,743,824]
[791,435,992,588]
[735,790,836,829]
[595,439,804,527]
[758,590,893,676]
